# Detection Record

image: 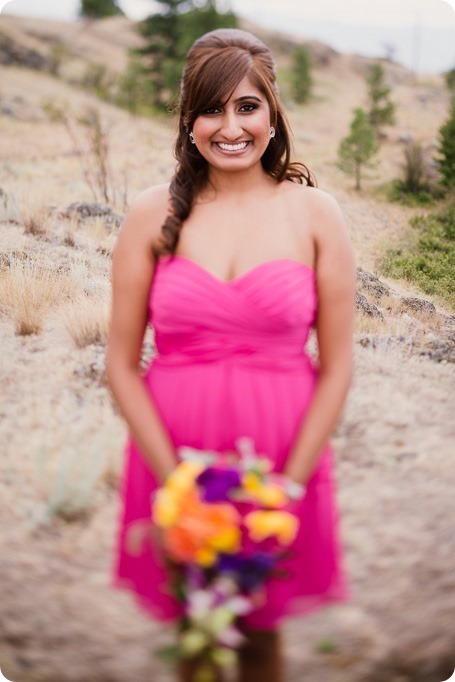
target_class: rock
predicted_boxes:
[0,31,51,71]
[357,268,391,301]
[65,202,111,218]
[357,336,379,348]
[356,292,383,319]
[62,202,123,228]
[398,133,413,144]
[399,297,436,316]
[419,340,455,363]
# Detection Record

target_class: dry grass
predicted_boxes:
[0,190,22,224]
[62,294,111,348]
[0,256,74,335]
[355,292,448,343]
[33,398,124,522]
[355,310,405,336]
[79,217,118,256]
[22,204,49,238]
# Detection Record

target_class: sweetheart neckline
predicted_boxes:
[158,253,316,285]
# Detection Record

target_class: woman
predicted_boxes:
[107,28,356,682]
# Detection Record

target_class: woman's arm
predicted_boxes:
[105,186,177,483]
[284,191,356,485]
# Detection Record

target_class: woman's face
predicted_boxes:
[191,75,272,175]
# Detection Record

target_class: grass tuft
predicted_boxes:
[0,257,73,335]
[62,295,110,348]
[22,203,49,238]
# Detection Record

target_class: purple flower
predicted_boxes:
[216,553,276,591]
[185,564,205,591]
[196,467,241,502]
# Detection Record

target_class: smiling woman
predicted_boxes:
[107,27,356,682]
[191,80,272,174]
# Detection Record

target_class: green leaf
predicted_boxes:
[155,644,183,662]
[315,637,337,653]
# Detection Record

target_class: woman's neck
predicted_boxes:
[203,163,275,198]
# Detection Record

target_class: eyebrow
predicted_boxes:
[234,95,262,103]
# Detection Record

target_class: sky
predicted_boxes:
[1,0,455,73]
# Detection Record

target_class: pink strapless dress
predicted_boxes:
[111,254,350,628]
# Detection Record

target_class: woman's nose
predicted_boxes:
[220,112,243,139]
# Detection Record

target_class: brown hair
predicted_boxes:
[153,28,316,259]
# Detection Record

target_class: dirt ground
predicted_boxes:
[0,14,454,682]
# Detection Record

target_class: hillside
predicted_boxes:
[0,13,454,682]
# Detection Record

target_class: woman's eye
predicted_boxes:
[201,107,220,115]
[239,103,258,113]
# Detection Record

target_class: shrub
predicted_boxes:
[388,140,444,206]
[381,203,455,309]
[42,101,116,205]
[436,96,455,191]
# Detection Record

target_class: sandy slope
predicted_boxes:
[0,14,454,682]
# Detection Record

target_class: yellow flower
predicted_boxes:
[165,460,205,495]
[243,472,287,508]
[244,510,299,546]
[253,484,287,508]
[209,526,241,553]
[211,647,237,669]
[180,629,209,656]
[152,488,180,528]
[195,547,217,567]
[208,606,235,634]
[242,471,262,493]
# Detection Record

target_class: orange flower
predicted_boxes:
[164,490,241,565]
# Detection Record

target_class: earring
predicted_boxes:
[189,132,195,144]
[270,127,275,139]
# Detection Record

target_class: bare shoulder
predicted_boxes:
[300,187,356,278]
[283,183,345,233]
[120,183,170,245]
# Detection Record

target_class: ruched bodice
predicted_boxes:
[149,254,318,370]
[113,251,350,628]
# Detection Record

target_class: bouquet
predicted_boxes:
[150,437,305,681]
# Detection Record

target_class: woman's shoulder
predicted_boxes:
[283,181,341,209]
[127,183,170,218]
[120,183,170,241]
[283,183,346,236]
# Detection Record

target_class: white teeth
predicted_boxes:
[217,142,248,151]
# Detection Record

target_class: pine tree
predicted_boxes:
[366,62,396,131]
[291,46,312,105]
[338,108,379,190]
[80,0,124,18]
[136,0,237,109]
[436,96,455,190]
